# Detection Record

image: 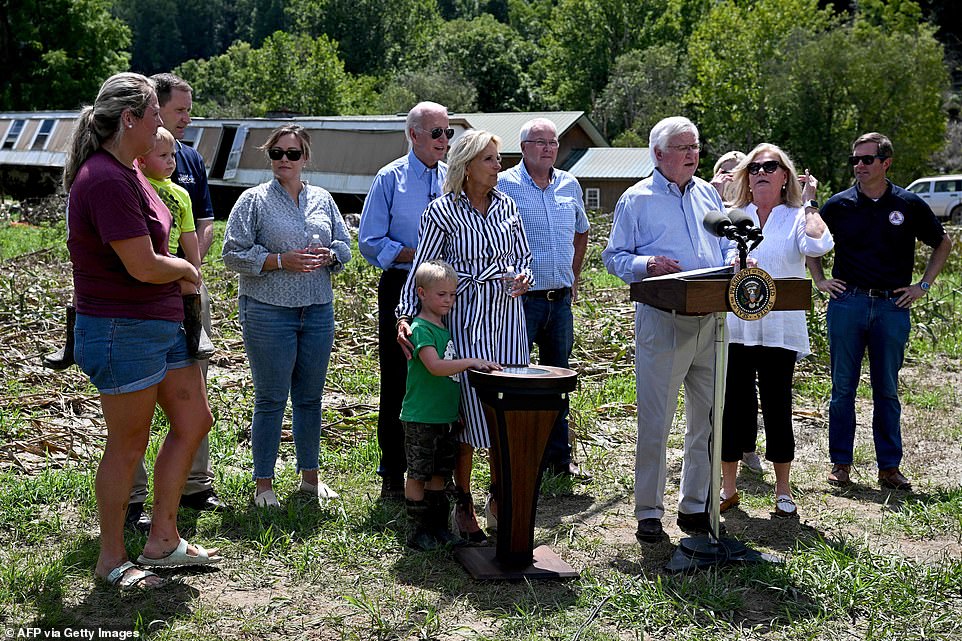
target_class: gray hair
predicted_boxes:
[442,129,501,195]
[519,117,557,144]
[405,101,448,145]
[649,116,699,166]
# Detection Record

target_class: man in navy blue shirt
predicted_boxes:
[807,132,951,491]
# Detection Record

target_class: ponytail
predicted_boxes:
[62,72,155,192]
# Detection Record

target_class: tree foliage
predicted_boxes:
[176,31,376,117]
[0,0,130,110]
[286,0,440,75]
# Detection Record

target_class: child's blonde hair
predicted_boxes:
[152,126,175,150]
[415,260,457,289]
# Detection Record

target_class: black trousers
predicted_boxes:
[721,344,797,463]
[377,268,410,478]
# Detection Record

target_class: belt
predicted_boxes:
[525,287,570,302]
[852,286,897,299]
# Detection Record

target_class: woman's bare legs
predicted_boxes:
[721,461,739,499]
[141,363,215,560]
[95,386,158,582]
[774,462,792,498]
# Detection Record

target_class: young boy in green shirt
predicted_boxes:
[136,126,212,358]
[401,260,500,550]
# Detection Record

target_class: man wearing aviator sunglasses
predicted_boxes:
[359,101,452,500]
[807,132,952,492]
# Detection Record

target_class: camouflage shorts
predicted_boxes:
[403,421,458,482]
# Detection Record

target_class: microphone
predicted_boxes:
[727,208,763,241]
[703,210,736,238]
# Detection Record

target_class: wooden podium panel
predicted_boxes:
[630,276,812,314]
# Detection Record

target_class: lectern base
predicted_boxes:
[665,536,781,573]
[455,545,579,580]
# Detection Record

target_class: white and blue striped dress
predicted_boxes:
[397,190,532,448]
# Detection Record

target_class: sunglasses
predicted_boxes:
[268,147,303,161]
[420,127,455,140]
[848,154,887,166]
[747,160,783,175]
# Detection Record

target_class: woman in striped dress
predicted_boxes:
[396,129,533,542]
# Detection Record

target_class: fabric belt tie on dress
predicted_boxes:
[457,264,503,345]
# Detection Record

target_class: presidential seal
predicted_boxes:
[728,267,776,321]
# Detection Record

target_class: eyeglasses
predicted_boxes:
[420,127,455,140]
[523,139,560,148]
[747,160,783,175]
[667,143,700,152]
[848,154,887,166]
[268,147,303,161]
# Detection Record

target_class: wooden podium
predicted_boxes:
[456,365,579,580]
[630,267,811,571]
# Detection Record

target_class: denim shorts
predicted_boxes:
[74,314,192,395]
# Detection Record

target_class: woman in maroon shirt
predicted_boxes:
[65,73,220,588]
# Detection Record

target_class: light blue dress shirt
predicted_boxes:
[602,169,733,284]
[497,161,589,291]
[358,150,447,271]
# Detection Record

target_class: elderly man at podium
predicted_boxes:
[602,116,735,544]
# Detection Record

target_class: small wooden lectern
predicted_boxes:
[631,267,811,571]
[456,365,579,580]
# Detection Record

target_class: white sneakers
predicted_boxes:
[741,451,764,473]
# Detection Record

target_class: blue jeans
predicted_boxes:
[523,292,575,465]
[239,296,335,480]
[827,288,910,470]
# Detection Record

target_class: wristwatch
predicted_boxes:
[919,281,931,292]
[806,199,819,209]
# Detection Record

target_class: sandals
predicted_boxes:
[137,537,222,567]
[101,561,164,589]
[450,490,487,544]
[774,494,798,518]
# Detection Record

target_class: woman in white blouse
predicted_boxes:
[396,130,533,542]
[720,143,833,518]
[223,125,352,508]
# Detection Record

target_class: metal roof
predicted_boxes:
[564,147,653,180]
[457,112,608,155]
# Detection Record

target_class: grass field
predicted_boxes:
[1,206,960,640]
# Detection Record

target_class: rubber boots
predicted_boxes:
[182,293,214,359]
[406,499,438,551]
[425,489,461,546]
[41,304,75,370]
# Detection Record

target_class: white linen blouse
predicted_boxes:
[725,203,834,359]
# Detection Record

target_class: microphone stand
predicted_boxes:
[666,228,777,573]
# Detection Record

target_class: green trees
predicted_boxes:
[0,0,130,110]
[585,0,950,192]
[176,32,376,117]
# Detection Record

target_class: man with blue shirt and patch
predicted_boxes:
[359,101,451,499]
[806,132,951,492]
[602,116,734,543]
[498,118,590,479]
